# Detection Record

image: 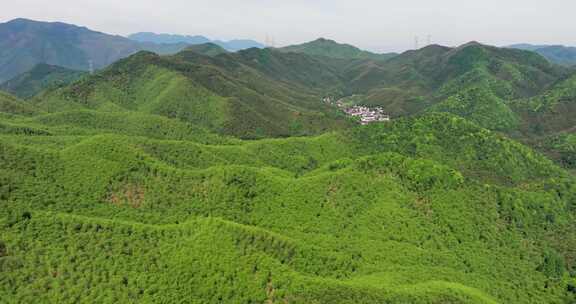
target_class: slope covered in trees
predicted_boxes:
[1,106,576,303]
[35,49,350,138]
[331,42,576,169]
[0,90,39,116]
[509,44,576,66]
[341,42,565,118]
[0,63,87,98]
[2,36,576,303]
[180,43,229,57]
[279,38,397,61]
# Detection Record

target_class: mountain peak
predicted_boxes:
[460,41,484,48]
[179,43,228,57]
[6,18,34,24]
[313,37,337,43]
[4,18,81,29]
[279,38,396,61]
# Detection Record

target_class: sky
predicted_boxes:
[1,0,575,53]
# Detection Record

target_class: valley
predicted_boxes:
[323,96,391,124]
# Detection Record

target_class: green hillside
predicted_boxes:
[1,108,576,303]
[356,42,562,99]
[429,86,520,131]
[2,37,576,304]
[336,42,573,141]
[180,43,228,57]
[0,63,87,98]
[36,50,349,138]
[0,90,39,116]
[279,38,397,61]
[508,71,576,168]
[513,72,576,135]
[509,44,576,66]
[537,133,576,171]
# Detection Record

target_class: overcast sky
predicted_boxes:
[1,0,575,52]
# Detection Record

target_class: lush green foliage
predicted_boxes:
[181,43,229,57]
[278,38,397,61]
[35,50,350,139]
[512,73,576,135]
[430,87,519,131]
[0,63,87,98]
[509,44,576,66]
[0,91,39,116]
[535,133,576,170]
[1,38,576,303]
[1,106,576,303]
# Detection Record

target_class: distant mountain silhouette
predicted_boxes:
[508,43,576,66]
[128,32,265,51]
[0,18,188,83]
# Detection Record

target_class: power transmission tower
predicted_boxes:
[414,36,419,50]
[88,60,94,74]
[265,34,276,48]
[427,35,432,46]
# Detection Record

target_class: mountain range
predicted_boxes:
[128,32,265,51]
[1,18,576,303]
[0,19,267,84]
[32,48,349,138]
[509,43,576,66]
[0,18,192,83]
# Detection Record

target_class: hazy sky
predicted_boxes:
[1,0,575,52]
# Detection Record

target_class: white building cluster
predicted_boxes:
[323,97,390,125]
[344,106,390,125]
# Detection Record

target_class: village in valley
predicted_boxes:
[323,96,391,125]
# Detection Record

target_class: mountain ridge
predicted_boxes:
[1,24,576,303]
[128,32,265,51]
[34,48,350,138]
[508,43,576,66]
[0,18,189,82]
[0,63,87,98]
[278,38,398,61]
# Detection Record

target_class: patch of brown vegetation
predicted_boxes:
[108,184,145,208]
[413,196,433,217]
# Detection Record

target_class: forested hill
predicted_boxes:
[509,43,576,66]
[1,101,576,302]
[1,35,576,303]
[7,39,575,162]
[278,38,398,61]
[16,40,576,162]
[33,48,350,138]
[0,63,87,98]
[179,43,228,57]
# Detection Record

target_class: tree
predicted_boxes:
[0,240,6,257]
